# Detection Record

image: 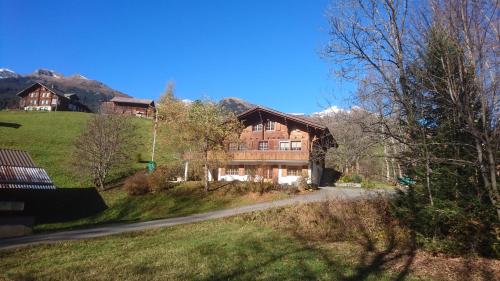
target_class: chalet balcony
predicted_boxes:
[227,149,309,161]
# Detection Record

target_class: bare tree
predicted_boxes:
[74,115,138,190]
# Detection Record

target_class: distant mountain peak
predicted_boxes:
[0,68,20,79]
[71,74,89,80]
[32,68,64,78]
[220,97,255,114]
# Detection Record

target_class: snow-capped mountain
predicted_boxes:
[0,68,20,79]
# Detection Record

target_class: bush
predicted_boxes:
[295,175,310,191]
[149,165,182,192]
[391,188,500,257]
[124,172,150,195]
[340,173,363,183]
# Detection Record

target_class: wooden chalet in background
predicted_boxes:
[210,106,336,186]
[17,82,91,113]
[100,97,156,118]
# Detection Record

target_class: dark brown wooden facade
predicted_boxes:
[17,83,91,113]
[101,97,155,118]
[216,106,336,185]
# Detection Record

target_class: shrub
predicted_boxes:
[149,165,182,192]
[295,175,310,191]
[124,172,150,195]
[392,190,500,257]
[340,174,363,183]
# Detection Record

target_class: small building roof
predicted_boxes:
[0,149,56,189]
[110,97,155,106]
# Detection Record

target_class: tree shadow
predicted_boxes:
[0,122,21,128]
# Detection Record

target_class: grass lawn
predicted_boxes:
[0,217,425,281]
[35,181,290,232]
[0,111,154,188]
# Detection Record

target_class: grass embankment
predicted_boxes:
[0,111,153,187]
[35,181,290,232]
[3,197,498,281]
[1,219,420,281]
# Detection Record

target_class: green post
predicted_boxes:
[147,161,157,173]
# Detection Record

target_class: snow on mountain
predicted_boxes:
[311,105,362,117]
[71,74,89,80]
[0,68,20,79]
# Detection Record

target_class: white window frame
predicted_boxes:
[226,166,239,175]
[258,141,269,150]
[252,123,263,131]
[265,120,275,131]
[287,166,301,176]
[279,141,290,150]
[291,141,302,151]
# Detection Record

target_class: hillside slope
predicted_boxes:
[0,111,153,188]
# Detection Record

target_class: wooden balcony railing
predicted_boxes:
[227,150,310,161]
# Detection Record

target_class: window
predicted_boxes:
[226,166,239,175]
[287,167,301,176]
[238,143,247,150]
[279,141,290,150]
[252,124,263,131]
[291,141,302,151]
[258,141,268,150]
[265,120,275,131]
[228,143,238,151]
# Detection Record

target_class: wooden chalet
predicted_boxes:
[100,97,156,118]
[17,82,91,112]
[195,106,336,186]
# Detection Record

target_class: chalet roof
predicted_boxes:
[16,82,65,98]
[15,82,91,112]
[0,149,56,189]
[237,106,328,130]
[110,97,155,106]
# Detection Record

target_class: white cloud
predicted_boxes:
[181,99,193,104]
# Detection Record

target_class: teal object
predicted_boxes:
[147,161,157,173]
[398,176,416,185]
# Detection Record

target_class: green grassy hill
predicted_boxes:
[0,111,154,188]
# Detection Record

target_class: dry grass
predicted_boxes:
[242,197,500,281]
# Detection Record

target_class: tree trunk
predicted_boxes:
[485,144,500,220]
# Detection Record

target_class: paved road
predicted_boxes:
[0,187,388,251]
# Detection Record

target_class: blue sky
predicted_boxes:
[0,0,355,114]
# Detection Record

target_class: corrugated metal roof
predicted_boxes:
[0,149,56,189]
[110,97,154,106]
[0,166,56,189]
[0,149,36,167]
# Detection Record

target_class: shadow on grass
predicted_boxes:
[0,122,21,128]
[34,184,236,233]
